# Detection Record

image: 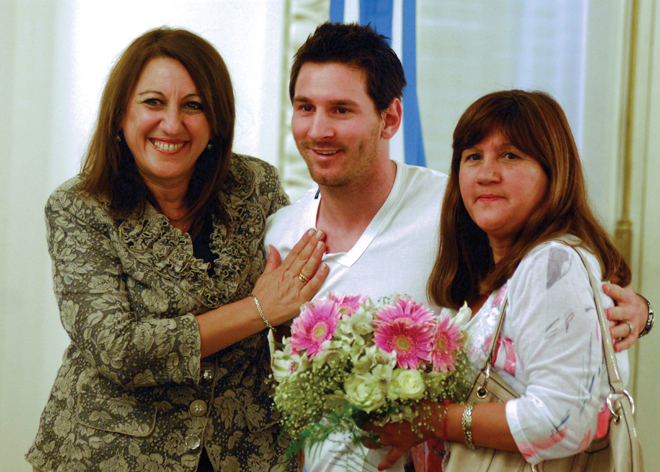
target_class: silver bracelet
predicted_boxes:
[250,294,274,331]
[462,404,476,449]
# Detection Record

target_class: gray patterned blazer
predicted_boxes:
[26,155,295,472]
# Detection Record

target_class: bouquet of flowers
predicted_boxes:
[271,293,473,460]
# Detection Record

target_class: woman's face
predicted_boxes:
[121,57,211,193]
[459,129,548,262]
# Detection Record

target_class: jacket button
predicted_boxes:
[185,434,201,450]
[190,399,208,417]
[202,369,214,381]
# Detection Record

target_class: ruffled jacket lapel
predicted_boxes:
[115,156,267,310]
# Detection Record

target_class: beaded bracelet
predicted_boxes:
[250,294,274,331]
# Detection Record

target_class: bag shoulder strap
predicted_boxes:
[553,235,625,394]
[483,297,508,368]
[483,235,625,394]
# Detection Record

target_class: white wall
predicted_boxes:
[627,0,660,468]
[0,4,65,470]
[415,0,627,231]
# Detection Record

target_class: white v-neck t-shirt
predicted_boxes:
[265,162,448,472]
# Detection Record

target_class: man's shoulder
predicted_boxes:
[268,188,317,220]
[400,163,448,183]
[396,164,448,205]
[265,187,317,246]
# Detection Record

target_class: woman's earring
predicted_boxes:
[207,142,213,150]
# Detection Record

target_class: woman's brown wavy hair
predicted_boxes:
[428,90,630,309]
[80,27,235,233]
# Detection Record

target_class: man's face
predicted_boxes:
[291,62,386,188]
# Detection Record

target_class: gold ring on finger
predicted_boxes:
[624,321,634,337]
[298,273,310,284]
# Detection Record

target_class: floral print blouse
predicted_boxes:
[26,155,293,472]
[461,240,628,464]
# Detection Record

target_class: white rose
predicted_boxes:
[387,369,425,401]
[344,373,387,412]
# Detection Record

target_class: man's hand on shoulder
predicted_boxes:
[603,283,650,351]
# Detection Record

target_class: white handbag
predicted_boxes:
[443,239,643,472]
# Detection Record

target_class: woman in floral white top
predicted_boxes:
[365,90,632,470]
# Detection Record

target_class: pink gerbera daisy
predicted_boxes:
[289,299,341,358]
[374,296,436,327]
[327,293,364,315]
[429,315,463,371]
[373,319,434,370]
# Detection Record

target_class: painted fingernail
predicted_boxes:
[317,241,323,250]
[321,262,328,270]
[308,228,316,236]
[316,229,324,238]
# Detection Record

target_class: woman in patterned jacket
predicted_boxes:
[26,27,328,472]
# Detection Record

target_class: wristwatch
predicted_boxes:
[638,294,655,338]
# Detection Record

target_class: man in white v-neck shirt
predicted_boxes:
[267,164,446,311]
[265,21,446,472]
[266,167,445,472]
[265,21,650,472]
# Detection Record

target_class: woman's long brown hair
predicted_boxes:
[80,27,236,234]
[428,90,630,309]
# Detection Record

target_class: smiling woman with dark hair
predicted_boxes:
[26,27,328,472]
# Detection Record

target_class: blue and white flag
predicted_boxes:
[330,0,426,167]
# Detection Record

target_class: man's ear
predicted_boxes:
[380,98,402,140]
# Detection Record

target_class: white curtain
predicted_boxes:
[416,0,627,230]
